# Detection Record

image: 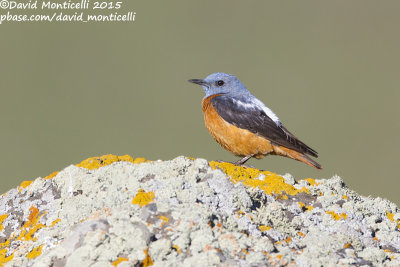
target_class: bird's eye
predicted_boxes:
[216,80,224,86]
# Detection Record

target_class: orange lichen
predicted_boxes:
[158,216,168,226]
[342,195,348,200]
[124,155,148,164]
[76,154,149,170]
[2,154,151,265]
[143,249,153,267]
[373,237,379,242]
[344,243,351,248]
[50,218,61,227]
[173,245,182,254]
[259,225,272,232]
[111,257,129,266]
[0,248,14,265]
[236,210,245,216]
[326,211,347,221]
[26,244,43,259]
[17,206,46,242]
[0,207,51,264]
[209,161,309,196]
[277,195,288,200]
[42,154,148,182]
[386,211,400,229]
[159,216,169,223]
[298,232,306,237]
[0,214,8,232]
[285,237,292,243]
[298,202,313,211]
[16,155,149,194]
[132,189,155,207]
[304,178,319,186]
[18,181,33,192]
[44,171,59,180]
[386,211,395,222]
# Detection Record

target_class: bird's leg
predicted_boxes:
[234,154,255,166]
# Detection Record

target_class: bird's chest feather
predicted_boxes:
[201,95,273,157]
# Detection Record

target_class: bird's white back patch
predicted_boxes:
[233,99,256,110]
[233,98,281,126]
[252,98,281,126]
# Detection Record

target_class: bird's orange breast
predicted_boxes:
[202,94,274,158]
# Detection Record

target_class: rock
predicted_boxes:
[0,154,399,266]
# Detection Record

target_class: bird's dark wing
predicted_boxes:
[211,95,318,158]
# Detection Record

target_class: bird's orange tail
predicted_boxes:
[272,145,322,170]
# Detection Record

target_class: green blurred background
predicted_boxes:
[1,1,399,204]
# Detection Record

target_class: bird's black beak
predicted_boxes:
[188,79,209,87]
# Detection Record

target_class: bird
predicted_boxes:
[188,72,322,169]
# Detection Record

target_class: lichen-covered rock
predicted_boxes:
[0,155,399,266]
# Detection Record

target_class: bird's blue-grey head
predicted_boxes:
[188,72,250,98]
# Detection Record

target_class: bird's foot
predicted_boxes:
[233,154,255,166]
